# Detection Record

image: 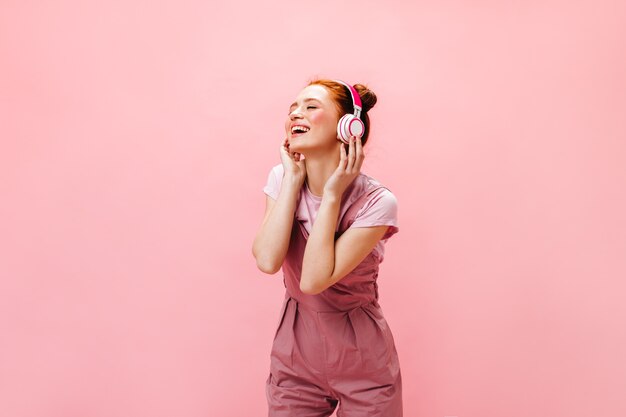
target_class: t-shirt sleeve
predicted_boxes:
[349,189,399,240]
[262,164,283,200]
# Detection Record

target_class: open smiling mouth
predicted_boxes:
[291,125,310,138]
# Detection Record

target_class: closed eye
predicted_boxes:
[287,106,317,115]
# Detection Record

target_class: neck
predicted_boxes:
[303,143,342,197]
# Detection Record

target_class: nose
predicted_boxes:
[289,108,303,119]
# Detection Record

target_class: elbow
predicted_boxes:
[299,279,325,295]
[255,256,281,275]
[252,244,281,274]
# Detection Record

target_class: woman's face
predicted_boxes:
[284,85,340,154]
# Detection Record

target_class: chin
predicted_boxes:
[288,136,307,149]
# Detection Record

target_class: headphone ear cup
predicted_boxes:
[350,117,365,138]
[337,115,365,144]
[337,115,351,143]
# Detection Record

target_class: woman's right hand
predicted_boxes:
[280,137,306,186]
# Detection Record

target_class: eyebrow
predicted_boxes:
[289,98,322,109]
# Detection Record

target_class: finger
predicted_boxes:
[354,135,364,171]
[346,136,355,172]
[338,141,347,170]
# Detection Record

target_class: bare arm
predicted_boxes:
[299,192,389,294]
[299,194,341,289]
[252,176,302,274]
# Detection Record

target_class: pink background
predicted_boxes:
[1,1,625,416]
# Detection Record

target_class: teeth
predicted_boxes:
[291,125,310,134]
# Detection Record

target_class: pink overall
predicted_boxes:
[263,164,403,417]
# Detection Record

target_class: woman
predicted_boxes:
[252,78,403,416]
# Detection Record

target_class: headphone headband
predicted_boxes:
[332,79,362,119]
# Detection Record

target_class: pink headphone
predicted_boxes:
[333,79,365,144]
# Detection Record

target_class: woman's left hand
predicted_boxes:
[323,135,364,199]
